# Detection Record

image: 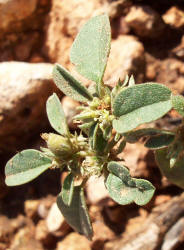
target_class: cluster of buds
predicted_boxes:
[74,91,114,140]
[41,131,108,178]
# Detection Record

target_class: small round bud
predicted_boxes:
[41,133,74,158]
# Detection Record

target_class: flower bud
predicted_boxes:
[41,133,74,158]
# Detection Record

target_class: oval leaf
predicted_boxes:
[61,173,74,206]
[133,178,156,206]
[124,128,174,143]
[57,186,93,240]
[53,64,92,102]
[106,173,135,205]
[46,93,69,135]
[5,150,52,186]
[145,134,175,149]
[107,161,130,182]
[106,161,155,205]
[113,83,172,133]
[70,14,111,88]
[155,148,184,189]
[172,95,184,117]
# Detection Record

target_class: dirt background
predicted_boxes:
[0,0,184,249]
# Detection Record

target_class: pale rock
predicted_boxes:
[91,221,115,249]
[104,35,145,85]
[11,215,26,231]
[61,96,80,129]
[56,232,91,250]
[161,218,184,250]
[37,195,56,219]
[86,176,109,205]
[24,199,40,218]
[44,0,106,64]
[35,220,52,245]
[156,58,184,93]
[163,6,184,29]
[0,216,14,241]
[172,35,184,60]
[46,202,69,236]
[119,142,151,178]
[10,226,44,250]
[125,5,165,38]
[0,62,56,152]
[0,0,37,32]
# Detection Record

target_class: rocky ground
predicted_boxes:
[0,0,184,249]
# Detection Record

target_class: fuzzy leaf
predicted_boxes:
[107,161,130,182]
[61,173,74,206]
[172,95,184,117]
[57,186,93,240]
[106,161,155,205]
[5,150,52,186]
[132,178,156,205]
[124,128,172,143]
[106,173,135,205]
[113,83,172,133]
[106,174,155,206]
[53,64,92,102]
[145,134,175,149]
[155,148,184,189]
[70,14,111,93]
[46,93,69,135]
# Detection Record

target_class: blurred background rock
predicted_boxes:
[0,1,184,249]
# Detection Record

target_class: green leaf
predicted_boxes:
[106,173,135,205]
[116,139,126,154]
[124,128,173,143]
[57,186,93,240]
[172,95,184,117]
[113,83,172,133]
[61,173,74,206]
[70,14,111,94]
[89,123,107,154]
[155,148,184,189]
[106,174,155,206]
[145,134,175,149]
[132,178,156,206]
[106,161,155,205]
[5,150,52,186]
[107,161,130,182]
[46,93,69,135]
[53,64,93,102]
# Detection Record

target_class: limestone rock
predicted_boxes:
[125,5,165,38]
[56,232,90,250]
[46,202,69,236]
[10,226,44,250]
[156,58,184,93]
[163,6,184,29]
[24,200,40,219]
[86,176,109,205]
[104,35,145,85]
[61,96,80,129]
[0,62,56,152]
[91,221,115,249]
[172,35,184,60]
[35,220,52,245]
[0,216,14,242]
[37,195,55,219]
[0,0,37,32]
